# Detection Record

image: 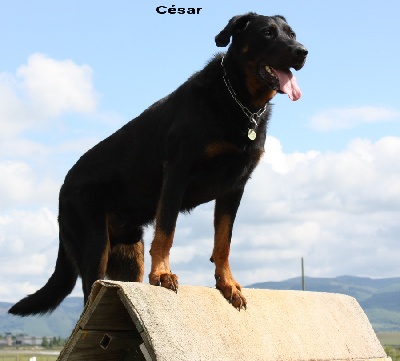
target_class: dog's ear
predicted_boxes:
[215,12,258,47]
[274,15,287,23]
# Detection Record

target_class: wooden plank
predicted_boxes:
[58,283,146,361]
[77,284,109,329]
[82,286,137,332]
[61,330,146,361]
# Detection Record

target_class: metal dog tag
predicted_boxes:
[248,128,257,140]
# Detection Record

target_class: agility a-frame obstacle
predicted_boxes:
[58,281,389,361]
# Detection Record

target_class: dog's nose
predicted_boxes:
[291,45,308,70]
[295,46,308,58]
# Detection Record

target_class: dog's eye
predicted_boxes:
[263,28,273,36]
[289,32,296,39]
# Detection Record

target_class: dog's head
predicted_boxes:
[216,13,308,101]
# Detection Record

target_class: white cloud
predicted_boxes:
[0,55,113,302]
[168,136,400,288]
[232,136,400,283]
[0,207,59,302]
[0,73,32,137]
[2,135,400,301]
[170,245,203,264]
[0,138,49,159]
[310,106,399,131]
[0,160,60,210]
[0,208,58,256]
[17,53,98,117]
[0,8,398,303]
[0,53,99,139]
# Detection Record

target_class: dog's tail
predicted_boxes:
[8,243,78,316]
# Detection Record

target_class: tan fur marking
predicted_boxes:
[149,229,174,275]
[212,214,246,309]
[99,215,112,278]
[108,242,144,282]
[105,214,145,282]
[148,227,179,291]
[132,241,145,281]
[245,63,278,108]
[204,141,240,158]
[212,214,232,266]
[212,214,234,284]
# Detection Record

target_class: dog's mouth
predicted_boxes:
[259,65,302,101]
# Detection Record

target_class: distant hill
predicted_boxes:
[1,276,399,337]
[0,297,83,338]
[248,275,400,332]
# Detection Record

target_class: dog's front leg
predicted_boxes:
[211,188,247,310]
[148,165,186,292]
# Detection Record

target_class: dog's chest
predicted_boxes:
[181,142,263,207]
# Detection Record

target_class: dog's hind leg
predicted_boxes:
[78,219,111,303]
[105,215,145,282]
[107,240,145,282]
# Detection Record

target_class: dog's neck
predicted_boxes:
[222,52,277,111]
[221,55,271,141]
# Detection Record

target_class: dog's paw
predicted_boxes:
[215,275,247,310]
[149,272,179,293]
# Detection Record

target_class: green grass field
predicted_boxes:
[377,333,400,361]
[0,350,59,361]
[384,346,400,361]
[0,357,58,361]
[377,332,400,346]
[1,334,399,360]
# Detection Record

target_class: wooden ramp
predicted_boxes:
[58,280,389,361]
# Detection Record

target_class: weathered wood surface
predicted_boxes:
[58,281,390,361]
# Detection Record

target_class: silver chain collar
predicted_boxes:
[221,56,269,140]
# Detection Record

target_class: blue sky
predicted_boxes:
[1,1,399,302]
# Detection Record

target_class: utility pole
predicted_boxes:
[301,257,305,291]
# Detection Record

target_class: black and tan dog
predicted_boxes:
[9,12,307,315]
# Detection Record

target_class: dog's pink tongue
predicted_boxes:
[273,68,302,101]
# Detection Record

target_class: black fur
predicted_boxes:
[9,12,307,315]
